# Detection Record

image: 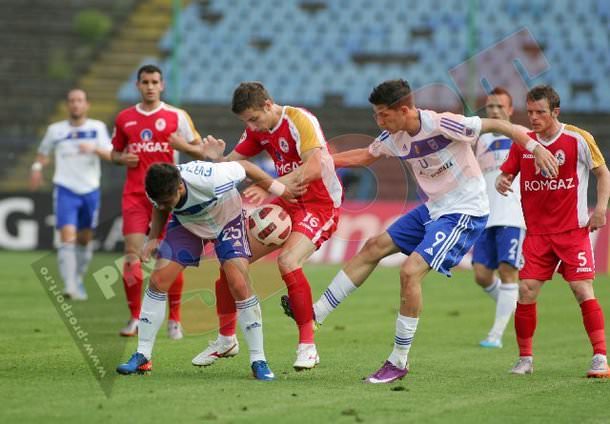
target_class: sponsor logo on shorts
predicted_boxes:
[577,267,593,273]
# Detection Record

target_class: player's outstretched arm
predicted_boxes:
[588,164,610,231]
[168,132,205,160]
[481,118,558,178]
[237,160,306,202]
[333,148,378,168]
[29,153,49,191]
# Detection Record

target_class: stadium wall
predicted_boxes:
[1,193,608,273]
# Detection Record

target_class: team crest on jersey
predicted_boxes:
[555,149,566,166]
[140,129,153,141]
[155,118,166,131]
[279,137,290,153]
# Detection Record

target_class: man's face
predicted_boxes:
[238,101,275,132]
[151,189,181,212]
[66,90,89,120]
[526,98,558,134]
[137,72,164,103]
[485,93,513,121]
[372,104,411,134]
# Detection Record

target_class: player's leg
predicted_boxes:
[73,188,100,299]
[277,231,321,370]
[117,259,185,375]
[223,256,274,381]
[558,228,609,377]
[366,211,487,384]
[54,185,81,298]
[481,227,522,348]
[472,228,501,301]
[510,232,555,374]
[119,194,151,336]
[308,206,430,327]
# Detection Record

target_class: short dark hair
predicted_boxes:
[145,163,180,201]
[231,82,272,114]
[137,64,163,82]
[527,84,560,110]
[488,86,512,107]
[368,79,414,108]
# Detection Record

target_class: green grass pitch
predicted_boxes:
[1,251,609,423]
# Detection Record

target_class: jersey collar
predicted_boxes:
[136,102,165,116]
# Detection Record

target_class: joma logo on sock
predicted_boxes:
[246,322,261,331]
[140,318,151,324]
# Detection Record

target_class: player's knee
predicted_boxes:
[361,235,388,261]
[277,250,300,273]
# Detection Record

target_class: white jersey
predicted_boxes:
[172,161,247,239]
[38,119,111,194]
[475,130,526,229]
[369,109,489,220]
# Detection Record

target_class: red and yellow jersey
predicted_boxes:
[111,102,200,195]
[500,124,605,235]
[235,106,342,208]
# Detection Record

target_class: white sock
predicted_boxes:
[313,270,357,324]
[388,314,418,369]
[58,243,78,293]
[236,296,266,363]
[137,286,167,360]
[75,243,93,282]
[483,278,501,302]
[488,283,519,340]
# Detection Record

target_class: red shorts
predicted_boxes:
[520,227,595,281]
[122,192,153,235]
[272,197,339,249]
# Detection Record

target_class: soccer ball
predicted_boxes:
[248,204,292,246]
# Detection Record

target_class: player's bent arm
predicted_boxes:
[225,150,249,162]
[110,149,139,167]
[333,148,378,168]
[293,147,322,184]
[589,164,610,231]
[237,160,304,200]
[481,118,559,178]
[141,207,169,262]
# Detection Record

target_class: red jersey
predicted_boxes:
[111,102,200,195]
[234,106,342,208]
[500,124,605,235]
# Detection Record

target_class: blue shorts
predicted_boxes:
[53,185,100,230]
[386,204,488,277]
[158,211,252,267]
[472,226,524,269]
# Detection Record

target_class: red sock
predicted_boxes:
[168,272,184,322]
[514,302,537,357]
[123,261,143,319]
[215,270,237,336]
[581,298,607,355]
[282,268,314,344]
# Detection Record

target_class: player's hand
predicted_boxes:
[168,132,189,151]
[79,142,96,154]
[202,135,226,161]
[278,173,308,199]
[119,152,139,168]
[495,173,514,196]
[141,238,161,262]
[587,208,607,232]
[533,144,559,178]
[244,185,269,206]
[29,170,43,191]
